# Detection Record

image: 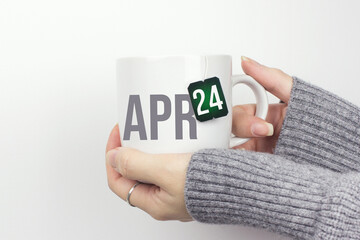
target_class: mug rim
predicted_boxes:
[116,54,232,61]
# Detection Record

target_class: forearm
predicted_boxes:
[185,149,360,240]
[275,77,360,172]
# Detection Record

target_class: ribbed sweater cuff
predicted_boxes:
[275,77,360,172]
[185,149,336,239]
[185,149,338,239]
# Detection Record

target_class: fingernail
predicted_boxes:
[251,122,274,137]
[241,56,250,62]
[241,56,261,66]
[107,149,119,168]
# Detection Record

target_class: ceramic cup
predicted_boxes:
[117,55,268,153]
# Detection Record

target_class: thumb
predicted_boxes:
[241,56,293,103]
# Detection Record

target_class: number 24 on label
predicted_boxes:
[193,85,223,115]
[187,77,228,122]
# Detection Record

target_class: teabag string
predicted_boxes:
[203,56,208,81]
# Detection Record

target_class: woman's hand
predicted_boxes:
[105,125,193,221]
[105,56,294,221]
[233,56,293,153]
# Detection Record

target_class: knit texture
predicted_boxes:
[184,78,360,239]
[275,77,360,172]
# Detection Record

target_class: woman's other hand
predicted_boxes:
[105,125,193,222]
[232,57,293,153]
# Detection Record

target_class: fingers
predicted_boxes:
[104,125,177,217]
[241,56,293,103]
[232,105,273,138]
[105,147,192,221]
[105,128,158,212]
[106,147,191,190]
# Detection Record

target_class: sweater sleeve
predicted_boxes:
[275,77,360,173]
[184,149,360,240]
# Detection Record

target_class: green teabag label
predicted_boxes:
[187,77,228,122]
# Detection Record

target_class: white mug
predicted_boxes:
[117,55,268,153]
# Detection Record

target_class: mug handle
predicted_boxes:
[229,74,269,147]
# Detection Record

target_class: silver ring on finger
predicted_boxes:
[126,182,142,207]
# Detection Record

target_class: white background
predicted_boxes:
[1,0,360,239]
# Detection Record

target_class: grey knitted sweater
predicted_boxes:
[184,78,360,240]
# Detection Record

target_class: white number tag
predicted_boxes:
[209,85,223,110]
[193,89,210,116]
